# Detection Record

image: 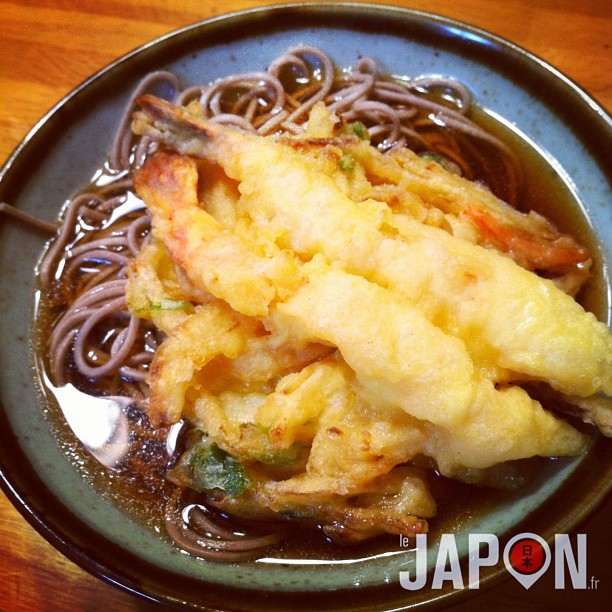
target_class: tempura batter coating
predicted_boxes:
[132,95,611,398]
[133,150,300,316]
[126,96,611,539]
[129,151,588,469]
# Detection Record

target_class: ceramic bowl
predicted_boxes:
[0,3,610,610]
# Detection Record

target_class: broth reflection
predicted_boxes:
[49,383,131,467]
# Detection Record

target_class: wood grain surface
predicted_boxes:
[0,1,610,611]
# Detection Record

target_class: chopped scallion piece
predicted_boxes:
[338,154,356,173]
[349,121,369,140]
[148,299,192,311]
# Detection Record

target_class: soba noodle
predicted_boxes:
[165,488,288,562]
[31,46,526,561]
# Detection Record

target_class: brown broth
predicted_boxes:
[32,93,606,563]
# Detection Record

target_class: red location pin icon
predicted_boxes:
[503,533,551,589]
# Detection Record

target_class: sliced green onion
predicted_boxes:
[132,298,193,314]
[338,154,356,173]
[349,121,369,140]
[418,152,462,175]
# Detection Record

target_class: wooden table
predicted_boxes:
[1,1,610,610]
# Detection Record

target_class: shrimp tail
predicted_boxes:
[463,204,590,272]
[132,94,221,158]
